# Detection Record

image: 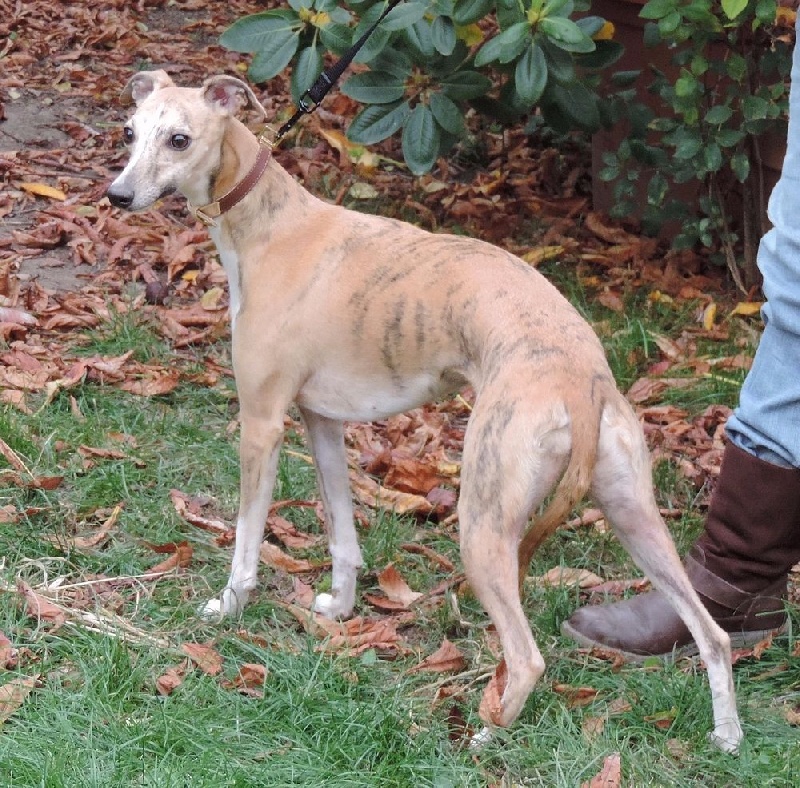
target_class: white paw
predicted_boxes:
[709,721,743,755]
[313,592,352,620]
[200,597,223,621]
[469,726,493,749]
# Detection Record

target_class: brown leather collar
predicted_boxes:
[192,144,272,227]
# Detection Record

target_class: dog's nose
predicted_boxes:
[107,188,134,209]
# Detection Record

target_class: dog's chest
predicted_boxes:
[211,229,241,326]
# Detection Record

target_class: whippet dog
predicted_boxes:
[106,70,742,752]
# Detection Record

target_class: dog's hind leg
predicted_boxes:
[301,408,363,619]
[460,392,571,730]
[590,396,743,752]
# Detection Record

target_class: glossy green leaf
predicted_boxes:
[474,22,531,67]
[721,0,748,20]
[431,16,457,56]
[429,92,465,135]
[347,100,411,145]
[539,16,596,54]
[703,142,723,172]
[248,30,301,82]
[220,10,300,54]
[515,43,548,106]
[404,18,437,59]
[452,0,493,26]
[705,105,733,125]
[640,0,677,20]
[291,45,323,104]
[341,71,407,104]
[381,1,428,31]
[402,104,440,175]
[439,70,492,100]
[731,152,751,183]
[319,23,353,55]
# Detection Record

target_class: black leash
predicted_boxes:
[273,0,406,142]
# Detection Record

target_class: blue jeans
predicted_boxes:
[725,17,800,469]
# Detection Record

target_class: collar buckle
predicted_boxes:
[193,201,220,227]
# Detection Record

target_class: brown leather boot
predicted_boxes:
[561,443,800,661]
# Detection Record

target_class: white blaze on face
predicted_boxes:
[110,89,222,211]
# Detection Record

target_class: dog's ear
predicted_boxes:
[120,70,175,106]
[201,76,268,120]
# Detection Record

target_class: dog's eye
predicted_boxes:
[122,126,134,144]
[170,134,191,151]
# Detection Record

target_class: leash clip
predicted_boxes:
[257,124,279,148]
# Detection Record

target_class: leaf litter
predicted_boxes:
[0,0,793,736]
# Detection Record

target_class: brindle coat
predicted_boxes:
[107,71,742,752]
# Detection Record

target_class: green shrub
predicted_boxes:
[220,1,792,286]
[220,0,622,175]
[599,0,791,288]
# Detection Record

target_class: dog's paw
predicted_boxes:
[469,726,493,750]
[313,592,352,620]
[200,597,224,621]
[708,720,743,755]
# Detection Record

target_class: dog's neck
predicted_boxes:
[209,117,262,204]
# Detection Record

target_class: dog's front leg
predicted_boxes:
[203,412,286,619]
[300,408,363,619]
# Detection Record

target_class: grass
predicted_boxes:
[0,274,798,787]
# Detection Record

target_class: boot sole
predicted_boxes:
[560,619,787,664]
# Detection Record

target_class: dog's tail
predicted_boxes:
[517,380,608,589]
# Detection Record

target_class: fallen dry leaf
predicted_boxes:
[0,470,63,491]
[407,638,466,675]
[666,738,690,760]
[598,290,625,312]
[582,714,606,741]
[267,514,319,549]
[400,542,455,572]
[170,489,229,535]
[277,602,410,656]
[0,631,17,670]
[0,505,19,523]
[377,564,423,608]
[730,301,763,318]
[118,369,180,397]
[730,631,776,665]
[581,752,621,788]
[181,642,223,676]
[350,471,433,516]
[0,675,38,725]
[259,541,315,574]
[323,617,408,657]
[17,581,66,630]
[156,662,189,696]
[446,703,475,747]
[143,541,193,576]
[221,663,267,698]
[478,659,508,726]
[0,437,29,474]
[533,567,604,589]
[0,306,37,326]
[553,682,600,708]
[69,503,121,549]
[19,182,66,201]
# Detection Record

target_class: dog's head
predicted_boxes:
[106,71,264,211]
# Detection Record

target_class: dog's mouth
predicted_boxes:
[157,185,178,200]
